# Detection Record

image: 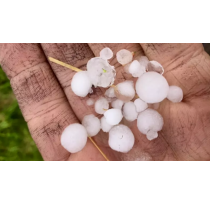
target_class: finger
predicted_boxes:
[41,43,114,160]
[140,43,210,100]
[0,43,79,160]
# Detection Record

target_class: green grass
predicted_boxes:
[0,67,43,161]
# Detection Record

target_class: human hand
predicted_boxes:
[0,43,209,160]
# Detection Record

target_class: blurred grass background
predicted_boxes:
[0,66,43,161]
[0,44,209,161]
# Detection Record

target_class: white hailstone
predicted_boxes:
[134,98,148,113]
[167,86,183,103]
[147,61,164,75]
[61,123,88,153]
[105,87,116,98]
[87,57,116,88]
[115,80,135,102]
[101,116,113,132]
[146,130,158,141]
[100,47,113,60]
[123,62,132,74]
[116,49,133,65]
[71,71,92,97]
[104,109,123,125]
[86,98,94,106]
[123,101,138,122]
[82,114,101,137]
[137,56,149,68]
[94,97,109,114]
[111,99,124,109]
[137,109,164,140]
[129,60,146,77]
[136,72,169,103]
[108,124,135,153]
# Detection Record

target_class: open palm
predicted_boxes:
[1,43,210,160]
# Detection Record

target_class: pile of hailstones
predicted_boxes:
[61,47,183,154]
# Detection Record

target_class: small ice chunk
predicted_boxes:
[101,116,113,132]
[104,109,123,125]
[146,130,158,141]
[94,97,109,114]
[87,57,116,88]
[82,114,101,137]
[136,56,149,69]
[111,99,124,109]
[61,123,88,153]
[86,98,94,106]
[167,86,183,103]
[100,47,113,60]
[108,124,135,153]
[137,109,164,139]
[147,61,164,75]
[71,71,92,97]
[134,98,148,112]
[129,60,145,77]
[116,80,135,102]
[105,87,116,98]
[136,72,169,103]
[116,49,133,65]
[123,101,138,121]
[123,62,132,74]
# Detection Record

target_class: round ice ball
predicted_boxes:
[71,71,92,97]
[87,57,116,88]
[167,85,183,103]
[147,61,164,75]
[86,98,94,106]
[100,47,113,60]
[134,98,148,112]
[123,101,138,122]
[95,97,109,114]
[61,123,88,153]
[82,114,101,137]
[111,99,124,109]
[109,124,135,153]
[101,116,113,132]
[136,72,169,103]
[146,130,158,141]
[104,109,123,125]
[137,109,164,137]
[105,87,116,98]
[129,60,145,77]
[116,80,135,102]
[116,49,133,65]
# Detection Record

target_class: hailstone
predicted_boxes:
[167,86,183,103]
[95,97,109,114]
[128,60,146,77]
[146,130,158,141]
[116,49,133,65]
[104,109,123,125]
[136,56,149,69]
[82,114,101,137]
[87,57,116,88]
[61,123,88,153]
[136,72,169,103]
[100,47,113,60]
[108,124,135,153]
[101,116,113,132]
[115,80,135,102]
[134,98,148,112]
[105,87,116,98]
[147,61,164,75]
[137,109,164,140]
[71,71,92,97]
[86,98,94,106]
[111,99,124,109]
[123,101,138,122]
